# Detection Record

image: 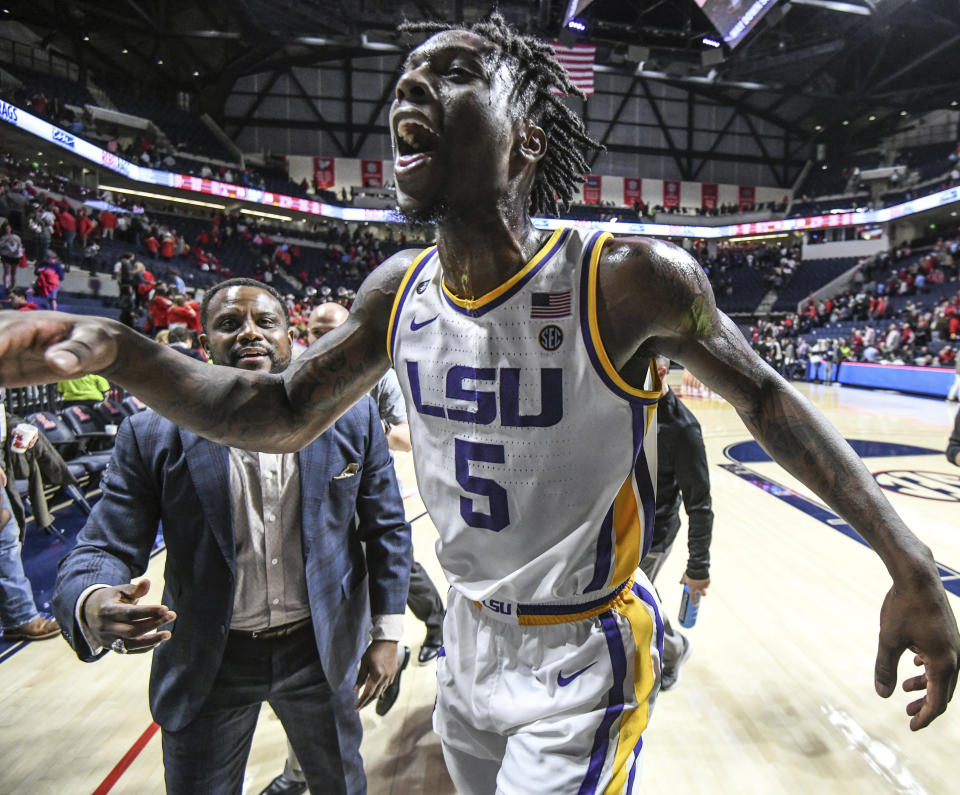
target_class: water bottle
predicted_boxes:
[678,584,699,628]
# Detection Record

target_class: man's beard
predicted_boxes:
[397,200,452,228]
[221,350,289,373]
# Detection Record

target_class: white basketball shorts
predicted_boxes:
[433,573,664,794]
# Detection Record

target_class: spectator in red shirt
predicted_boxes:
[144,234,160,259]
[183,290,203,332]
[133,262,155,310]
[160,235,176,260]
[166,294,199,330]
[58,207,76,263]
[147,283,172,335]
[77,210,96,248]
[99,209,117,239]
[8,287,39,311]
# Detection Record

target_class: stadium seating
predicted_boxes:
[772,257,859,312]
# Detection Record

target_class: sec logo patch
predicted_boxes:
[538,325,563,351]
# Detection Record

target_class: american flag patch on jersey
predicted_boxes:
[531,290,571,318]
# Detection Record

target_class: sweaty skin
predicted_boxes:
[0,28,957,731]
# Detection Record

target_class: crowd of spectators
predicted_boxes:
[745,232,960,380]
[1,74,321,203]
[0,152,437,353]
[696,239,801,298]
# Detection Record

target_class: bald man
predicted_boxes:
[307,304,411,452]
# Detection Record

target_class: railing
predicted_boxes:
[3,384,62,416]
[0,35,80,82]
[2,385,125,417]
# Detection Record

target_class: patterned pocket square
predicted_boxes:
[333,463,360,479]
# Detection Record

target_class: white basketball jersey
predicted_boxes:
[387,228,661,603]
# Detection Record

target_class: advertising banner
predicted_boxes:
[361,159,383,188]
[623,177,642,206]
[313,157,335,189]
[583,174,601,204]
[701,183,718,210]
[663,180,681,209]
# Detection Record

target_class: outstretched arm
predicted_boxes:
[601,237,960,730]
[0,252,414,451]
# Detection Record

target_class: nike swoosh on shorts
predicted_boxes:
[410,314,439,331]
[557,661,597,687]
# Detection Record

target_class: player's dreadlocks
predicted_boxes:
[399,13,603,217]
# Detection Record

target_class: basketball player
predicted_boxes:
[0,15,957,795]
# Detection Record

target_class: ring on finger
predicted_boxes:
[110,638,127,654]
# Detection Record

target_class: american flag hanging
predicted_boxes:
[548,42,596,96]
[531,290,572,318]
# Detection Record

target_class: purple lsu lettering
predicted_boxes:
[406,362,563,427]
[482,599,513,615]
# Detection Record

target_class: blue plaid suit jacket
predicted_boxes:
[53,396,412,731]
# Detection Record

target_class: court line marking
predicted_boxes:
[718,452,960,598]
[91,720,160,795]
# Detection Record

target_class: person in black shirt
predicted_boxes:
[947,409,960,468]
[640,356,714,690]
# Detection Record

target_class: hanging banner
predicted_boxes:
[738,185,756,211]
[663,180,681,209]
[361,159,383,188]
[313,157,335,190]
[701,183,718,210]
[583,174,601,204]
[623,177,642,206]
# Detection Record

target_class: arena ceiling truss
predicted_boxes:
[6,0,960,188]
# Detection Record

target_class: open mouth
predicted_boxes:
[394,118,441,173]
[236,347,269,361]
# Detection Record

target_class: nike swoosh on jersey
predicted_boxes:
[410,314,440,331]
[557,661,597,687]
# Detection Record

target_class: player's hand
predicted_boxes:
[681,572,710,604]
[0,310,120,387]
[874,574,960,730]
[82,579,176,654]
[354,639,400,710]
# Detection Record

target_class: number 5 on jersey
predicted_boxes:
[455,438,510,532]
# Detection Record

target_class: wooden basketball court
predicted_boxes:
[1,379,957,794]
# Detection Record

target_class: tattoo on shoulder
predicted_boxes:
[641,239,716,338]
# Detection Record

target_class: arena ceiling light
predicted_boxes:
[99,185,226,210]
[730,233,793,242]
[562,0,597,29]
[240,208,293,222]
[790,0,872,14]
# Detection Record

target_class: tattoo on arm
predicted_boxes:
[629,245,932,581]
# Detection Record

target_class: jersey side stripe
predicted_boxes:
[610,474,642,589]
[578,232,662,403]
[386,246,437,364]
[578,611,630,795]
[635,445,657,564]
[605,587,661,794]
[440,227,568,317]
[610,403,651,588]
[585,505,616,592]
